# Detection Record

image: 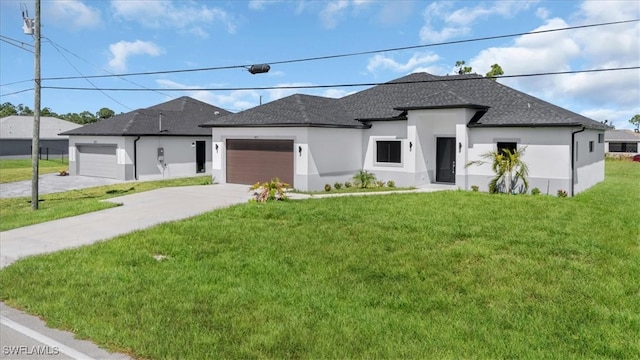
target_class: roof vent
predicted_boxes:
[214,111,220,115]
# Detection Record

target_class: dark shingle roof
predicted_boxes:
[61,97,230,136]
[202,72,607,130]
[203,94,367,128]
[605,129,640,141]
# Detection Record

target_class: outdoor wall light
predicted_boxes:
[298,146,302,156]
[215,144,219,153]
[409,141,413,152]
[458,142,462,153]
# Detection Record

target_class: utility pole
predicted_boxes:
[30,0,41,210]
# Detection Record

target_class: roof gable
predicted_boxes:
[62,96,230,136]
[203,94,366,128]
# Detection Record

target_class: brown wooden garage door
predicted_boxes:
[226,139,294,186]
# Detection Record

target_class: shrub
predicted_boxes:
[376,180,386,187]
[387,180,395,188]
[250,178,289,202]
[344,181,352,188]
[353,170,377,189]
[471,185,479,192]
[334,182,343,190]
[531,187,541,195]
[557,189,568,198]
[324,184,332,192]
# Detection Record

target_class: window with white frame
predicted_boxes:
[376,140,402,163]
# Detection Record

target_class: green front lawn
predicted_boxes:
[1,161,638,359]
[0,176,212,231]
[0,159,68,183]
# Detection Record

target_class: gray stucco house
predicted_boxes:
[202,72,607,196]
[61,97,230,180]
[0,115,81,157]
[604,129,640,154]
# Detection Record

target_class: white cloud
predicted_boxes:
[320,1,349,29]
[155,79,260,111]
[535,7,550,19]
[466,1,640,126]
[110,0,238,37]
[420,0,537,42]
[266,83,314,102]
[108,40,162,71]
[322,88,354,98]
[367,52,440,74]
[46,0,101,29]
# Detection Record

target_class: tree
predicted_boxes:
[630,114,640,131]
[40,107,58,117]
[96,107,115,119]
[485,63,504,80]
[466,147,529,195]
[455,60,473,75]
[0,102,17,117]
[16,104,33,115]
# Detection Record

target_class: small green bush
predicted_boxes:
[353,170,377,189]
[324,184,332,192]
[334,182,343,190]
[387,180,395,188]
[557,189,568,198]
[471,185,479,192]
[344,181,352,188]
[376,180,385,187]
[531,187,541,195]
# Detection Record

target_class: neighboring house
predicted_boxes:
[604,129,640,154]
[61,97,230,180]
[202,72,607,196]
[0,115,81,157]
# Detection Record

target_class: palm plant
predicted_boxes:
[466,147,529,194]
[352,170,377,189]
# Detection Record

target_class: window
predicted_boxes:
[497,142,517,156]
[589,141,594,152]
[376,140,401,163]
[598,134,604,143]
[609,142,638,153]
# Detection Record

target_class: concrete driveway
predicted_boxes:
[0,173,132,199]
[0,182,251,360]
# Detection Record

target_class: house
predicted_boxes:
[0,115,81,157]
[604,129,640,155]
[201,72,607,196]
[62,97,230,180]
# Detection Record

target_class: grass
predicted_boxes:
[0,158,69,183]
[0,176,212,231]
[1,160,638,359]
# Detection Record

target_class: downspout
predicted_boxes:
[570,126,585,197]
[133,136,141,180]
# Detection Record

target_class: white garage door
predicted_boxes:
[77,145,117,178]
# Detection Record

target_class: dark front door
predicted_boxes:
[196,141,206,173]
[436,137,456,183]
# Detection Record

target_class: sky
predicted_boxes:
[0,0,639,129]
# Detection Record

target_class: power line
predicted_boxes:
[0,35,34,53]
[42,37,176,101]
[36,66,640,93]
[46,39,134,111]
[0,88,33,96]
[29,18,640,82]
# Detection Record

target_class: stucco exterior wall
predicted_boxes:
[362,120,412,186]
[68,136,128,179]
[211,127,363,191]
[573,129,605,195]
[463,127,598,196]
[68,135,211,181]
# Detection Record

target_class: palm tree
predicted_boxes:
[466,147,529,194]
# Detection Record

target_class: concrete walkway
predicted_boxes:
[0,183,251,360]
